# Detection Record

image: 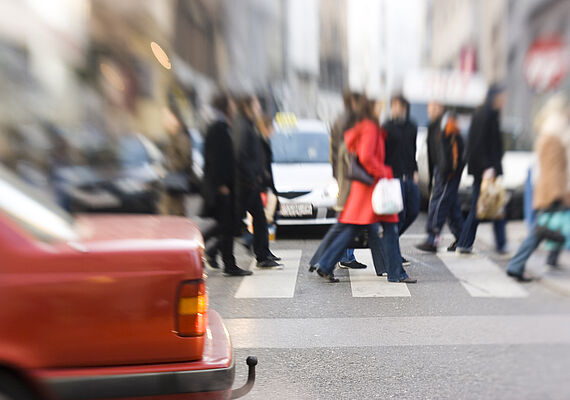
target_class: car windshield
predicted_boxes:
[118,136,150,167]
[0,166,76,242]
[271,132,330,163]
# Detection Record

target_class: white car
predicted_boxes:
[271,118,338,226]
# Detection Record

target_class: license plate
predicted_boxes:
[280,203,313,217]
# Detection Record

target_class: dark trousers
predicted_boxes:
[399,179,420,236]
[203,194,236,268]
[242,189,270,261]
[426,167,464,245]
[457,177,507,251]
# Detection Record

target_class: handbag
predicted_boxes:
[476,176,508,220]
[163,171,189,194]
[535,204,567,244]
[371,178,403,215]
[347,154,374,186]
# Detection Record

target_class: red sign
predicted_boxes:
[524,36,568,92]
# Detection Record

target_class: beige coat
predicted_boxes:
[533,134,568,210]
[533,94,570,209]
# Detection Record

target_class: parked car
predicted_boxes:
[0,165,256,400]
[53,134,165,214]
[271,117,338,227]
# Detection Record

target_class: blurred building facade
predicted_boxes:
[505,0,570,141]
[428,0,508,83]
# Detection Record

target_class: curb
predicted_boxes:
[539,275,570,298]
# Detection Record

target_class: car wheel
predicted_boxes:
[0,373,36,400]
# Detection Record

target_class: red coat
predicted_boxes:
[339,119,398,225]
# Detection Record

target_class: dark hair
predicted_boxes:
[212,92,233,116]
[342,89,352,109]
[236,95,256,116]
[390,94,407,107]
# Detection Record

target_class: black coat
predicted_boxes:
[466,107,504,178]
[233,115,263,189]
[383,118,418,178]
[201,119,235,217]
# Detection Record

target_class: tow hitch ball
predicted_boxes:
[230,356,258,399]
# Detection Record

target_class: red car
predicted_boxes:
[0,167,256,400]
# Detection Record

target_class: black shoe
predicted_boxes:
[223,266,253,276]
[415,241,437,253]
[447,240,458,252]
[256,259,283,269]
[401,257,411,267]
[268,252,282,262]
[205,254,220,269]
[316,268,339,283]
[399,277,417,284]
[339,260,367,269]
[506,271,534,282]
[308,264,317,273]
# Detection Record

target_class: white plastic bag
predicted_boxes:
[372,179,403,215]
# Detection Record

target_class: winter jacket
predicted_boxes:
[436,114,465,180]
[466,107,504,178]
[339,119,398,225]
[233,114,264,189]
[201,118,235,217]
[383,118,418,178]
[533,134,568,210]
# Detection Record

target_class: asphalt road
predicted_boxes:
[188,198,570,400]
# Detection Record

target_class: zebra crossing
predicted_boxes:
[228,247,530,299]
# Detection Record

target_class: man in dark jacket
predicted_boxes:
[234,96,281,268]
[457,84,508,254]
[202,93,252,276]
[384,95,420,264]
[416,102,465,252]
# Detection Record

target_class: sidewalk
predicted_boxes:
[477,220,570,297]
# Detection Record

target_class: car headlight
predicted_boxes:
[324,182,339,199]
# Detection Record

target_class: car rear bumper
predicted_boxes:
[36,311,236,400]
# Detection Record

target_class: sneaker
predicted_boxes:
[415,241,437,253]
[223,266,253,276]
[316,268,340,283]
[447,240,458,252]
[339,260,367,269]
[401,257,411,266]
[256,259,283,269]
[399,277,418,284]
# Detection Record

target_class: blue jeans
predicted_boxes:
[399,179,420,236]
[426,168,464,245]
[340,248,356,263]
[315,223,407,282]
[310,223,356,266]
[457,178,507,251]
[506,226,541,276]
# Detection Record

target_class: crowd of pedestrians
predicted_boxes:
[167,84,568,284]
[200,93,281,276]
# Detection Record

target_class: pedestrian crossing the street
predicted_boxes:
[229,248,530,300]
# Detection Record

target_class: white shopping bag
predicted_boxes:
[372,179,403,215]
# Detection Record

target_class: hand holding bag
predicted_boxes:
[371,178,403,215]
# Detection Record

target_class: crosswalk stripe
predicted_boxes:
[234,249,302,298]
[437,252,528,298]
[349,249,411,297]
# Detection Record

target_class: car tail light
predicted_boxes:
[176,279,208,337]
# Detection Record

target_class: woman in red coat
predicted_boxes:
[311,97,416,283]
